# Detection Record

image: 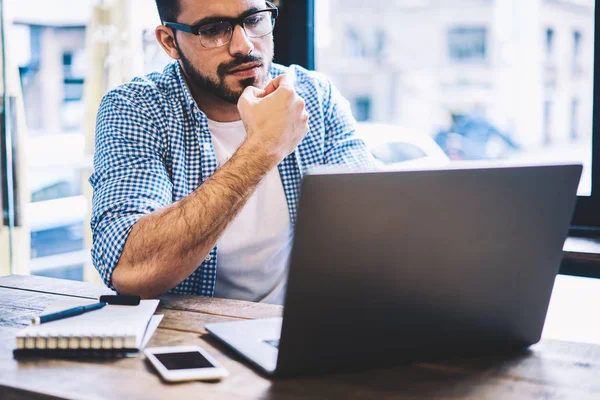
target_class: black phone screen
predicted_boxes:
[154,351,216,370]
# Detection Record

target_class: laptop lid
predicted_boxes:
[274,164,582,377]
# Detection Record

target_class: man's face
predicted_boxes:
[174,0,275,104]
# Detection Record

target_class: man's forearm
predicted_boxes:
[112,140,279,298]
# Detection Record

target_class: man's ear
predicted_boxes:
[155,25,180,60]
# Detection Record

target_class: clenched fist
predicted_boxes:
[237,73,310,163]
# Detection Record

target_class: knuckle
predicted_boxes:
[281,86,294,97]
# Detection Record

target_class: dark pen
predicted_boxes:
[31,302,107,325]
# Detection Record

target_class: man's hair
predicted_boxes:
[155,0,180,23]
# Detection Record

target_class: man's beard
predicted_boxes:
[177,44,271,105]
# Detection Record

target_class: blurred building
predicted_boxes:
[316,0,595,149]
[5,0,166,280]
[11,0,92,136]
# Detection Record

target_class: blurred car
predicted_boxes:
[433,111,520,161]
[355,122,450,169]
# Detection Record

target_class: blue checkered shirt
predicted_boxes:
[90,61,375,296]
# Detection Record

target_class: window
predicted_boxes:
[345,28,366,58]
[1,0,599,282]
[354,97,372,122]
[63,49,85,133]
[0,0,168,280]
[448,27,488,63]
[375,29,387,61]
[573,29,584,74]
[546,27,555,58]
[571,98,580,140]
[63,53,73,77]
[543,100,553,145]
[299,0,598,228]
[574,30,583,59]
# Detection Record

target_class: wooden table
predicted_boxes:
[1,274,600,400]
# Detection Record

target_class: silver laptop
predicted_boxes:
[205,164,582,377]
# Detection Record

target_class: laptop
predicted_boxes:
[205,164,582,377]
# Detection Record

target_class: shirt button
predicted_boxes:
[204,254,212,262]
[203,143,211,150]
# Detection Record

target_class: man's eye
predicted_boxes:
[199,23,227,37]
[244,15,264,26]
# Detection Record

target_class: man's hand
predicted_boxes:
[237,73,309,162]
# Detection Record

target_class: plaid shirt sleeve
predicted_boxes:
[322,79,376,169]
[89,90,173,290]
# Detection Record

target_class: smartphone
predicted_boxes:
[144,345,229,382]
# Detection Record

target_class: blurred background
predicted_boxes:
[0,0,595,282]
[316,0,594,190]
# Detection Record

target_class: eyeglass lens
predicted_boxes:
[198,11,275,48]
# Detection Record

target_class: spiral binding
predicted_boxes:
[16,334,135,350]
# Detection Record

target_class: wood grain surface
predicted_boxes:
[1,274,600,400]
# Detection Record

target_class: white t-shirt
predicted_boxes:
[208,119,292,305]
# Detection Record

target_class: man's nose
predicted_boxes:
[228,24,255,57]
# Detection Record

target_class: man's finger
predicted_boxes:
[263,72,296,97]
[262,75,286,96]
[240,86,265,102]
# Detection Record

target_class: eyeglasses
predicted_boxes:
[163,1,278,49]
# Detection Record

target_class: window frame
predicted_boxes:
[272,0,314,69]
[0,0,16,270]
[570,3,600,231]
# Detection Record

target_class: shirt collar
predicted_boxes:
[173,61,200,119]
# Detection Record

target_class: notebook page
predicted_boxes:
[17,298,159,349]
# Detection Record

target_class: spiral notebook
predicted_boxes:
[13,297,160,359]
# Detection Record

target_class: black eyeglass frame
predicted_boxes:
[163,1,279,48]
